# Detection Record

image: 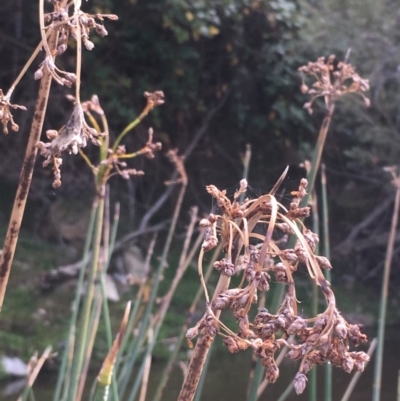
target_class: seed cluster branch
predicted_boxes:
[185,176,369,396]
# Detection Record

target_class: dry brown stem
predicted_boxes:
[0,13,65,308]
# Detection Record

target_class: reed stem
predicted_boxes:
[0,4,64,308]
[372,172,400,401]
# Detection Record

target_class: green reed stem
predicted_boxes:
[321,164,332,401]
[309,191,319,401]
[152,243,222,401]
[68,197,105,401]
[119,172,188,399]
[372,176,400,401]
[114,235,156,385]
[247,362,264,401]
[53,204,98,401]
[98,190,119,401]
[276,382,294,401]
[76,292,103,401]
[125,212,201,401]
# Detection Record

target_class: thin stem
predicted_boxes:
[53,204,98,401]
[321,164,332,401]
[74,1,82,103]
[39,0,53,58]
[119,165,188,399]
[152,243,222,401]
[113,112,148,151]
[5,35,50,100]
[372,175,400,401]
[0,3,64,308]
[68,197,105,401]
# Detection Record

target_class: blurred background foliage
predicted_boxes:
[1,0,400,301]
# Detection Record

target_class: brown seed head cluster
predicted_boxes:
[0,89,27,134]
[188,175,369,395]
[299,55,370,114]
[35,1,117,84]
[36,103,106,187]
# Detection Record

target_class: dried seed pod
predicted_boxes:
[265,363,279,383]
[342,353,354,373]
[349,351,369,372]
[257,271,270,291]
[348,324,367,346]
[287,346,303,360]
[334,321,348,339]
[213,258,235,276]
[186,326,199,340]
[280,249,298,263]
[315,255,332,270]
[293,372,308,395]
[287,317,306,336]
[223,336,239,353]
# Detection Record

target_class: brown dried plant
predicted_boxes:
[299,54,370,115]
[180,174,369,399]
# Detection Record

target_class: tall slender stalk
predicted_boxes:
[152,243,222,401]
[19,347,53,401]
[68,197,105,401]
[321,164,332,401]
[119,153,188,399]
[124,207,200,401]
[52,204,98,401]
[372,168,400,401]
[309,191,319,401]
[0,0,67,307]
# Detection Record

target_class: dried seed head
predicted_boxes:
[315,255,332,270]
[144,91,165,110]
[265,364,279,383]
[57,43,68,55]
[349,351,369,372]
[280,249,298,263]
[213,258,235,276]
[287,346,303,360]
[0,89,27,134]
[202,226,218,251]
[287,317,306,336]
[298,55,370,112]
[37,103,106,186]
[199,218,211,227]
[95,24,108,37]
[273,263,287,283]
[293,372,308,395]
[334,321,348,339]
[224,336,239,353]
[342,353,354,373]
[83,39,95,50]
[34,68,44,80]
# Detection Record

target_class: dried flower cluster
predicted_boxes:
[36,91,164,188]
[188,175,369,395]
[37,102,105,187]
[100,127,162,180]
[299,55,370,114]
[34,1,117,85]
[0,89,27,134]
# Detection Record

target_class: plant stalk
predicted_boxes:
[0,17,61,309]
[372,176,400,401]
